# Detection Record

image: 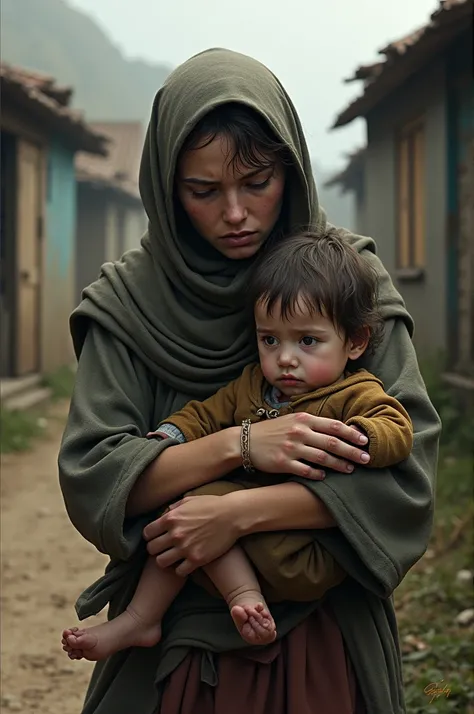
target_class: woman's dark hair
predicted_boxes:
[180,103,292,171]
[249,230,384,354]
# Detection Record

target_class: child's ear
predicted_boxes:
[347,327,370,361]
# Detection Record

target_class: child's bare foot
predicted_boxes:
[61,607,162,662]
[228,589,276,645]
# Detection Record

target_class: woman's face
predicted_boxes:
[176,134,285,260]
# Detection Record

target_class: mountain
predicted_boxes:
[1,0,353,227]
[1,0,172,122]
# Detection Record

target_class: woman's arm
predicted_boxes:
[58,323,177,560]
[129,415,369,516]
[126,427,242,516]
[144,482,335,576]
[231,481,336,534]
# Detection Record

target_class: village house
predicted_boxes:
[325,148,367,235]
[75,121,147,305]
[0,63,106,405]
[328,0,473,389]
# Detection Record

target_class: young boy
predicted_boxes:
[62,231,413,661]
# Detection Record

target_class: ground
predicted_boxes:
[1,402,107,714]
[1,398,473,713]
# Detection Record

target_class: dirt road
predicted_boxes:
[1,402,107,714]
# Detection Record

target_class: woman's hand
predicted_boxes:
[143,495,239,576]
[249,413,370,479]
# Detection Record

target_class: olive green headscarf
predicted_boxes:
[71,48,408,397]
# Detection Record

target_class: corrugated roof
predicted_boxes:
[75,122,144,200]
[0,62,107,154]
[332,0,472,128]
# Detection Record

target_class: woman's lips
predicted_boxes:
[220,232,257,247]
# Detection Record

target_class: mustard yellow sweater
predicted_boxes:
[158,364,413,469]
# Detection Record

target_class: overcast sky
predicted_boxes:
[70,0,436,169]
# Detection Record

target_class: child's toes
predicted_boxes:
[67,649,83,660]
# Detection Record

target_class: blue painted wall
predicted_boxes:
[46,138,76,279]
[42,138,77,372]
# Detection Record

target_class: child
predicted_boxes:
[62,230,413,661]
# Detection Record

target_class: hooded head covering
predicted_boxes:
[71,48,408,398]
[139,48,325,278]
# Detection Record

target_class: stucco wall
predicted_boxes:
[75,184,106,306]
[104,201,120,263]
[364,57,448,358]
[75,189,146,306]
[42,138,76,373]
[123,204,147,253]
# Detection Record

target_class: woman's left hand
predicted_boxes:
[143,495,239,576]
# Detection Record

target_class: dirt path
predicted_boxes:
[1,402,107,714]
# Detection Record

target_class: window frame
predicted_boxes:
[396,117,426,278]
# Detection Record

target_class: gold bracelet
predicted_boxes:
[241,419,255,473]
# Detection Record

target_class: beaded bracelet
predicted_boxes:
[241,418,255,473]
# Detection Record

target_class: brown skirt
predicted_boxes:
[160,605,365,714]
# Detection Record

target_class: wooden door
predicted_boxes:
[15,139,42,376]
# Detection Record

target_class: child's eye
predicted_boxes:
[301,336,318,346]
[263,335,278,346]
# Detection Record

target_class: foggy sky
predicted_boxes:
[70,0,436,170]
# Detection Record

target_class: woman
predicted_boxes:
[59,48,440,714]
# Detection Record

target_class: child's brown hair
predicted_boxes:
[249,230,384,354]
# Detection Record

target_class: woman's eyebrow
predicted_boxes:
[182,166,272,185]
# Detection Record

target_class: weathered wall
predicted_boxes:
[75,188,146,305]
[446,33,474,380]
[0,131,17,377]
[75,184,106,306]
[353,172,368,237]
[104,200,120,263]
[365,57,448,358]
[106,200,147,259]
[122,204,147,253]
[355,194,368,238]
[42,138,77,373]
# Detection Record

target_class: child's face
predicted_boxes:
[255,296,368,398]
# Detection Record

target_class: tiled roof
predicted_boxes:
[0,63,107,154]
[1,65,73,105]
[332,0,472,128]
[344,63,384,85]
[75,122,144,200]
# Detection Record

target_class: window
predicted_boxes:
[397,119,425,270]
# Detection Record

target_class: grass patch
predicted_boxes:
[397,357,473,712]
[1,365,75,453]
[397,451,474,713]
[0,408,47,453]
[42,364,76,401]
[419,354,473,456]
